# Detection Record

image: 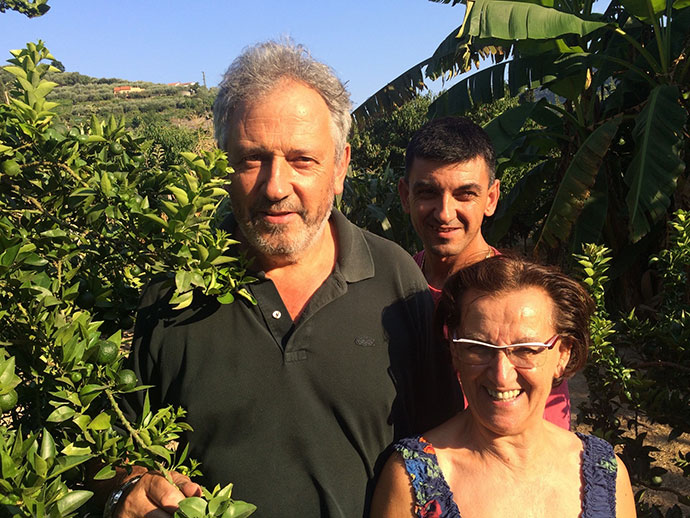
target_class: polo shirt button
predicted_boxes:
[272,310,281,319]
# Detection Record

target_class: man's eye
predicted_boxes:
[293,156,315,165]
[415,189,436,198]
[456,191,477,201]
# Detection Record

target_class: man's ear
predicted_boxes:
[484,179,500,217]
[398,178,411,214]
[333,144,351,195]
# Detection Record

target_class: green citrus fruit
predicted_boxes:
[109,142,124,155]
[117,369,137,390]
[95,340,119,365]
[70,372,83,384]
[0,390,18,412]
[1,160,21,177]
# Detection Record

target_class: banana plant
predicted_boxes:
[355,0,689,265]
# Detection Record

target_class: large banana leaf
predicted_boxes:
[351,58,430,123]
[536,116,622,251]
[460,0,607,40]
[621,0,668,23]
[352,24,466,123]
[624,85,687,242]
[428,50,575,117]
[428,61,508,118]
[430,0,563,9]
[482,99,547,156]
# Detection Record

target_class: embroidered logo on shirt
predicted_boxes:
[355,336,375,347]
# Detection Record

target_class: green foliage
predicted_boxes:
[350,94,432,174]
[0,41,255,516]
[174,483,256,518]
[575,212,690,514]
[0,0,49,17]
[359,0,689,280]
[345,95,432,251]
[338,165,421,253]
[135,115,202,167]
[34,70,216,136]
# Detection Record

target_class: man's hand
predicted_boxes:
[115,470,202,518]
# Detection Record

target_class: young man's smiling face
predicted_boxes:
[399,156,500,262]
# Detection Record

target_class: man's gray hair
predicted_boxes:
[213,40,352,161]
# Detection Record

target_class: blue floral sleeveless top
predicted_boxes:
[394,432,617,518]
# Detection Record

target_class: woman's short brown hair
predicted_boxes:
[435,254,595,384]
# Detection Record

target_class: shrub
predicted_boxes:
[0,41,256,517]
[575,215,690,514]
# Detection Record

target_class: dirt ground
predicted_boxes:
[569,372,690,514]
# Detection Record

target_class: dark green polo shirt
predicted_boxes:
[129,210,459,518]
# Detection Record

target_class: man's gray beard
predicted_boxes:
[238,197,333,258]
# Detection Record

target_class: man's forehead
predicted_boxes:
[408,158,489,190]
[225,81,335,153]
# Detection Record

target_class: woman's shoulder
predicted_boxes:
[394,435,432,454]
[575,432,617,466]
[371,450,416,518]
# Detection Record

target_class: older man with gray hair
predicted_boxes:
[101,40,459,518]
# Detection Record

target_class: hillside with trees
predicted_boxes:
[0,67,217,167]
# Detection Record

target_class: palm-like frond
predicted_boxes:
[624,85,687,241]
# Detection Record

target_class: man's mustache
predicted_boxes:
[248,198,305,219]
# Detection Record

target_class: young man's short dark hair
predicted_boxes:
[405,117,496,183]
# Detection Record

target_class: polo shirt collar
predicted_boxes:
[330,208,375,283]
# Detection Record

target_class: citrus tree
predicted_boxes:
[0,41,256,517]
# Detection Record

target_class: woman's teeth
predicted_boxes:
[486,388,521,400]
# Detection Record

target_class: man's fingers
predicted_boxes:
[179,480,202,497]
[117,472,186,517]
[169,471,202,498]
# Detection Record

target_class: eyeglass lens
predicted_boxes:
[457,343,549,368]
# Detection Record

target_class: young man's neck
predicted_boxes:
[423,241,494,290]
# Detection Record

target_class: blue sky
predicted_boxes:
[0,0,468,107]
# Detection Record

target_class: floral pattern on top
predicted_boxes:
[394,432,617,518]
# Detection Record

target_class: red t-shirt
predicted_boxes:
[413,249,571,430]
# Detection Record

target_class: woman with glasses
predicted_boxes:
[371,255,635,518]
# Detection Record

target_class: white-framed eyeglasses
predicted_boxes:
[450,334,560,369]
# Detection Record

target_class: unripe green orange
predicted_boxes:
[95,340,118,365]
[117,369,137,390]
[0,390,18,412]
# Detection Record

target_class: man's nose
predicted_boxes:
[262,158,291,201]
[434,193,455,224]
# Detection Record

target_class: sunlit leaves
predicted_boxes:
[459,0,607,41]
[0,41,256,516]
